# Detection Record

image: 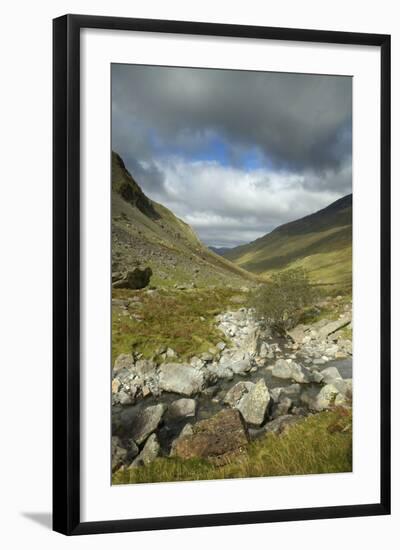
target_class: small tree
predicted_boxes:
[253,268,317,334]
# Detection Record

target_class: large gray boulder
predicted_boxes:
[127,403,166,444]
[237,379,270,426]
[158,363,205,396]
[130,433,160,467]
[112,267,152,290]
[320,366,352,396]
[220,350,252,374]
[271,359,311,383]
[167,398,197,419]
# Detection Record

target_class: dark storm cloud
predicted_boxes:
[111,64,352,246]
[112,64,351,172]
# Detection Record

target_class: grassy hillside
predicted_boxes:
[224,195,352,289]
[112,152,256,288]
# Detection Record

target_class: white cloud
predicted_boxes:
[144,158,347,247]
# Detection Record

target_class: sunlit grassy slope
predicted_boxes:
[224,195,352,288]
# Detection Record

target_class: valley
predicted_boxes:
[111,152,353,484]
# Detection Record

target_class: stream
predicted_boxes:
[114,354,352,456]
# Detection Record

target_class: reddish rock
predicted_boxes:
[173,409,249,460]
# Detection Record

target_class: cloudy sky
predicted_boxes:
[112,64,352,248]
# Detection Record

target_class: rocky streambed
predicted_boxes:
[112,307,352,472]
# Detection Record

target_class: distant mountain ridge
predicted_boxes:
[223,194,352,287]
[112,151,254,288]
[209,246,233,256]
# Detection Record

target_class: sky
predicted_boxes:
[112,64,352,248]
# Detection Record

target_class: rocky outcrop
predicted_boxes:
[173,409,249,461]
[112,267,152,290]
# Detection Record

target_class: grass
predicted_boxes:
[112,407,352,484]
[224,198,352,287]
[112,286,248,364]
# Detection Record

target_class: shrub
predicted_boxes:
[253,268,318,333]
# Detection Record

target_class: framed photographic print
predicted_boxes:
[53,14,391,535]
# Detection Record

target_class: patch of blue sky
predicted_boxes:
[148,128,276,172]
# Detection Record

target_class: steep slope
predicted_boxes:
[112,152,254,287]
[224,195,352,287]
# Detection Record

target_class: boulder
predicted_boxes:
[270,397,292,419]
[317,314,351,339]
[320,366,352,396]
[280,383,302,403]
[206,362,233,380]
[190,356,204,369]
[111,436,128,472]
[158,363,205,396]
[320,366,342,384]
[173,409,249,460]
[131,434,160,467]
[167,398,197,419]
[249,415,302,439]
[127,403,166,444]
[133,359,157,379]
[170,423,194,456]
[271,359,311,383]
[237,379,270,426]
[112,378,121,394]
[263,414,302,435]
[223,351,252,374]
[117,389,135,406]
[223,381,254,407]
[112,267,152,290]
[113,353,134,373]
[315,384,347,410]
[287,325,307,344]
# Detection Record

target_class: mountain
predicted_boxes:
[112,152,254,288]
[209,246,233,256]
[223,194,352,287]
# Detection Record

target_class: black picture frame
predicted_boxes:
[53,14,391,535]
